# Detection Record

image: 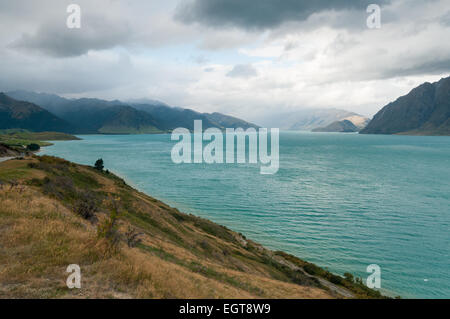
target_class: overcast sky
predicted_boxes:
[0,0,449,121]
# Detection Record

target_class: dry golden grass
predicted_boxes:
[0,157,341,299]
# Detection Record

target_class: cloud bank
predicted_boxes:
[175,0,391,29]
[0,0,449,122]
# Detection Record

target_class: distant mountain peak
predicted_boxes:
[311,113,370,133]
[257,108,365,131]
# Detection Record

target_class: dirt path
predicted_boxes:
[316,278,355,298]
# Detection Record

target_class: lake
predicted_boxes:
[41,132,450,298]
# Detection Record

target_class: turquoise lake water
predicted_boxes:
[41,132,450,298]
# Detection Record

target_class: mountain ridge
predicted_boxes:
[0,93,73,133]
[360,76,450,135]
[5,90,259,134]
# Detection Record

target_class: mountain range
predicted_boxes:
[3,90,259,134]
[361,77,450,135]
[3,76,450,136]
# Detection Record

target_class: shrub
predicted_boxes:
[193,218,236,243]
[28,161,68,173]
[42,176,76,200]
[38,155,70,165]
[8,180,19,190]
[125,226,143,248]
[344,272,354,282]
[303,263,324,276]
[198,240,213,254]
[97,197,121,249]
[74,191,98,221]
[328,274,344,285]
[169,209,190,222]
[94,158,104,171]
[26,143,40,151]
[28,177,46,187]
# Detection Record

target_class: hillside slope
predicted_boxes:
[0,93,72,133]
[131,104,222,131]
[205,112,260,129]
[0,156,385,299]
[0,144,21,157]
[312,120,359,133]
[0,130,79,157]
[312,115,369,133]
[361,77,450,135]
[131,104,260,131]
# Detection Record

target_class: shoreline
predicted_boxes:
[38,137,398,299]
[0,155,353,298]
[36,143,393,298]
[8,151,404,298]
[5,133,397,298]
[104,170,397,299]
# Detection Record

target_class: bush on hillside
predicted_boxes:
[74,191,98,221]
[97,197,121,252]
[94,158,104,171]
[125,226,143,248]
[26,143,40,151]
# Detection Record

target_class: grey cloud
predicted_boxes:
[0,51,133,94]
[175,0,390,30]
[11,15,131,57]
[1,0,449,120]
[440,11,450,26]
[226,64,258,78]
[379,59,450,79]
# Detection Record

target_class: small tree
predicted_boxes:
[94,158,104,171]
[26,143,40,151]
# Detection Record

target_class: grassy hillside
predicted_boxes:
[0,130,79,155]
[205,112,260,129]
[0,156,386,298]
[0,144,21,157]
[0,130,80,141]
